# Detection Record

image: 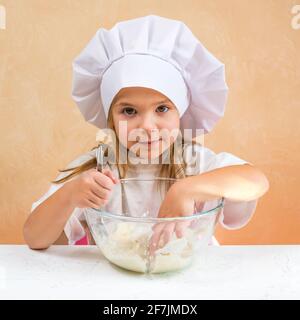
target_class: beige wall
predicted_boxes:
[0,0,299,244]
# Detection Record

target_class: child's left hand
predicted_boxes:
[148,180,198,256]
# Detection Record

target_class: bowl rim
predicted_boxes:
[87,197,225,223]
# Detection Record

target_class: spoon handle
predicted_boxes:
[96,144,104,172]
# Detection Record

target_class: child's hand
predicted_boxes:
[148,180,196,256]
[67,167,119,209]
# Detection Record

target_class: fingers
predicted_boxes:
[93,168,117,191]
[90,183,111,201]
[87,191,108,208]
[149,220,193,256]
[82,167,120,210]
[194,201,205,213]
[85,197,102,209]
[175,222,185,238]
[149,222,176,256]
[103,168,119,184]
[160,222,176,247]
[174,220,191,238]
[149,223,166,256]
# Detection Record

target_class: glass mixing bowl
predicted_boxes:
[83,177,224,274]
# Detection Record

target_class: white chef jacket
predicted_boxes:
[30,143,258,245]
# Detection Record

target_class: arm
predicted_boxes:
[24,167,117,250]
[150,164,269,253]
[178,164,269,203]
[23,182,76,250]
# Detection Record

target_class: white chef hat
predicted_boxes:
[71,14,228,136]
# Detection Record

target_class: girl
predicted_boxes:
[24,15,269,251]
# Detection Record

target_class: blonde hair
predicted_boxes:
[51,98,195,188]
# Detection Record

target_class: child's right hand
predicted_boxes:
[67,167,119,209]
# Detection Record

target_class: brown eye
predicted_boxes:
[156,105,169,113]
[122,107,137,116]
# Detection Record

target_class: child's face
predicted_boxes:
[111,87,180,160]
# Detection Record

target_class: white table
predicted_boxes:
[0,245,299,299]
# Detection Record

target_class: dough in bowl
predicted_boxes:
[94,222,196,273]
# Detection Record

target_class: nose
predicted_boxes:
[138,114,159,138]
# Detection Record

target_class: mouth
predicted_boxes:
[138,138,162,145]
